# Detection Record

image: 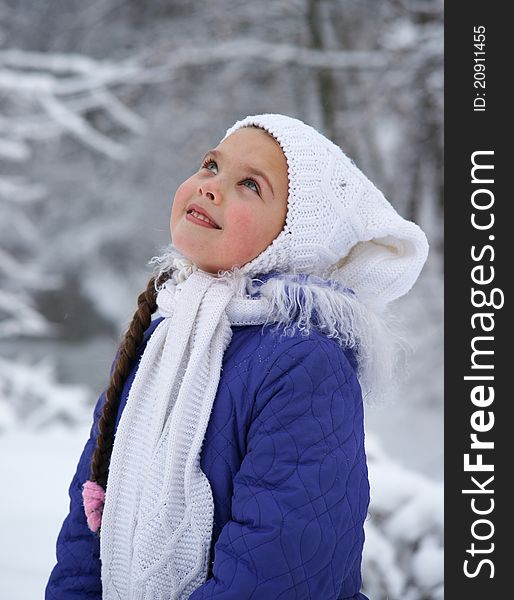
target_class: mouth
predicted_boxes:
[185,204,221,229]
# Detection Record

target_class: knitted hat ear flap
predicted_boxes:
[327,232,428,314]
[321,165,429,313]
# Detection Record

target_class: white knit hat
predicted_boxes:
[222,113,429,313]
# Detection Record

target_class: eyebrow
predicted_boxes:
[202,148,275,196]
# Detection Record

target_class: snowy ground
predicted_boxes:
[0,427,90,598]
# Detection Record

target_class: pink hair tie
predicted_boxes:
[82,480,105,534]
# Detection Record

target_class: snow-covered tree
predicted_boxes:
[0,45,151,428]
[363,434,444,599]
[0,355,91,432]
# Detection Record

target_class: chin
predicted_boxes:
[170,229,193,256]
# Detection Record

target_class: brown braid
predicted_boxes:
[90,271,170,490]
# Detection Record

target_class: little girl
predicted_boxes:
[46,113,428,599]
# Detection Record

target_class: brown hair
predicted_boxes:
[89,271,170,490]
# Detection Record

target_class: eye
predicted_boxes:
[201,157,217,173]
[243,179,260,194]
[200,156,260,195]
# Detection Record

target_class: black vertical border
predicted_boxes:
[445,3,508,597]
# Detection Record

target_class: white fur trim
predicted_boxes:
[149,245,409,405]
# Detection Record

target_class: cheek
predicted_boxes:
[223,206,268,254]
[171,179,195,225]
[230,203,283,238]
[225,205,257,230]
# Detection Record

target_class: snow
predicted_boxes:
[411,535,444,591]
[361,435,443,599]
[0,426,90,598]
[0,356,91,431]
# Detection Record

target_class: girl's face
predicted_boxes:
[170,127,289,274]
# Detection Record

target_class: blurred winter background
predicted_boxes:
[0,0,443,598]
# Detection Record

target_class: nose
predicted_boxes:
[198,173,224,204]
[198,184,221,204]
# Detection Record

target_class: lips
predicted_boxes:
[186,203,221,229]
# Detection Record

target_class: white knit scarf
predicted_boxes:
[100,257,407,600]
[100,262,273,600]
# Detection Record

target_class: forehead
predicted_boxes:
[217,127,286,171]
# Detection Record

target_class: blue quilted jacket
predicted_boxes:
[46,277,370,599]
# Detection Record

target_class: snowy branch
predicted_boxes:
[130,40,388,85]
[363,434,444,599]
[0,50,144,162]
[0,355,92,432]
[0,289,57,339]
[37,90,130,160]
[0,37,430,163]
[0,176,47,203]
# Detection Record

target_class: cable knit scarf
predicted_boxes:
[100,262,273,600]
[100,256,406,600]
